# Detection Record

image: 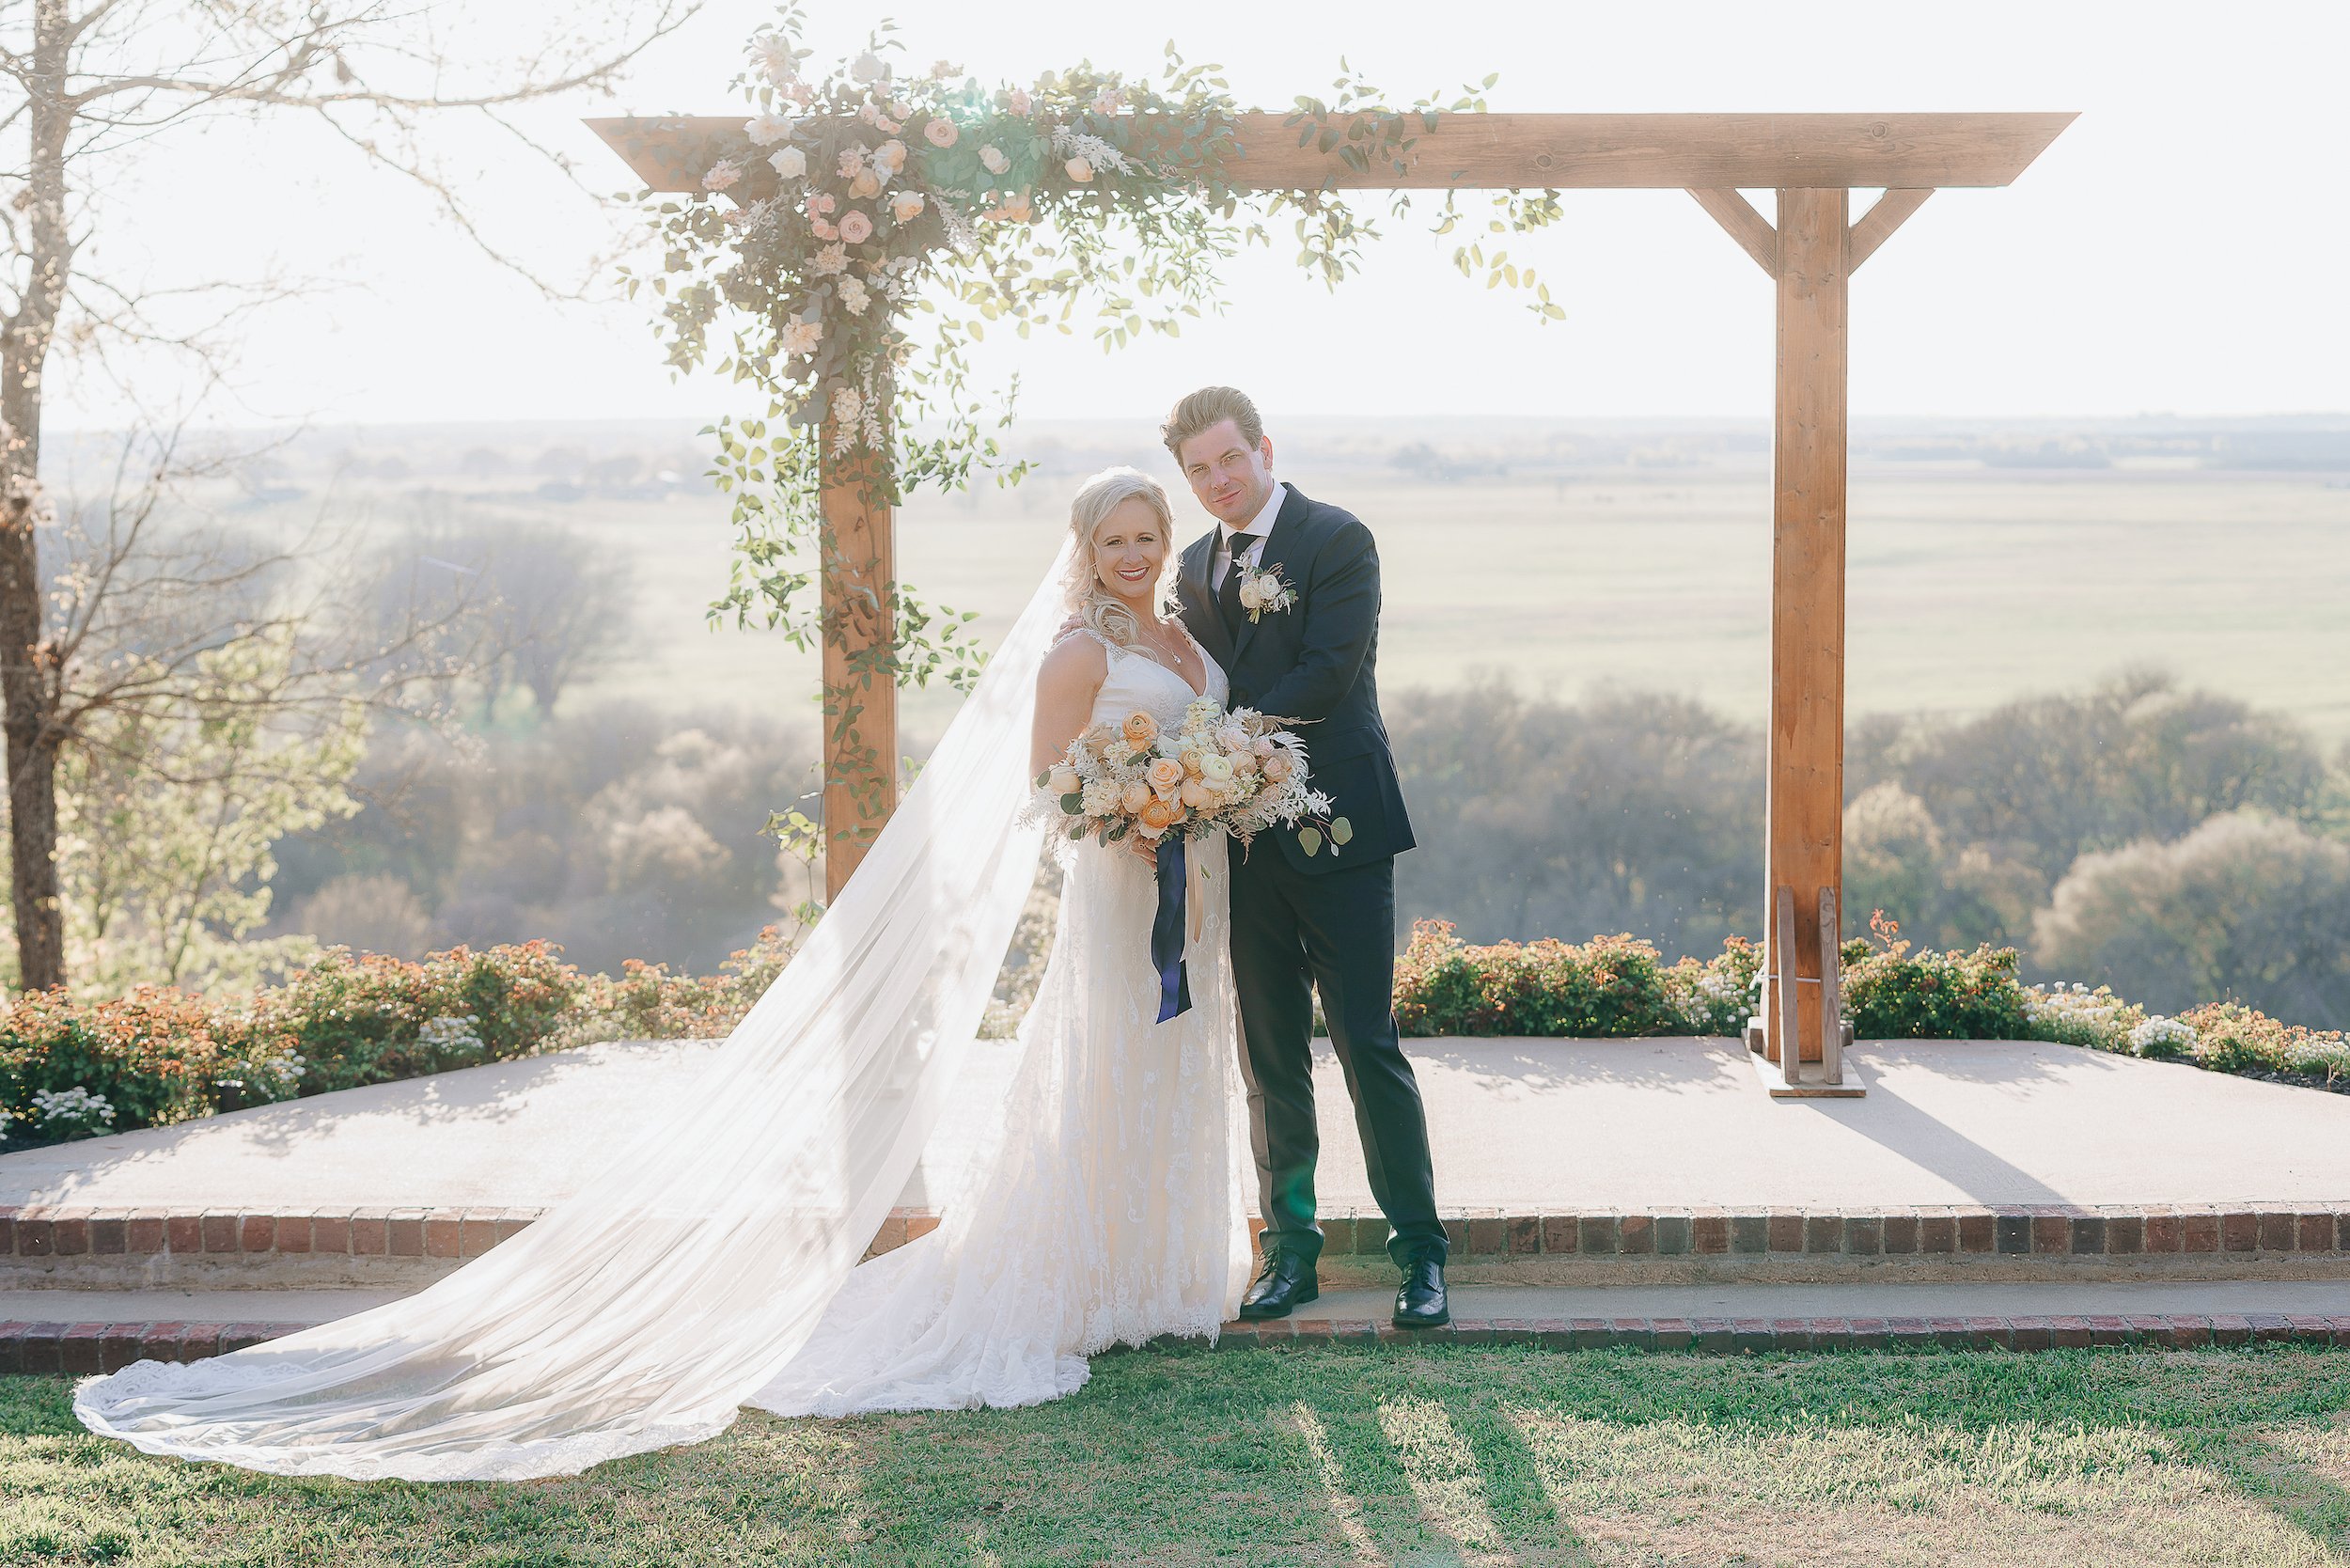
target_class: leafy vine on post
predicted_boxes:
[627,5,1562,900]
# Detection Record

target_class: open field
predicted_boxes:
[6,1345,2349,1565]
[417,458,2350,748]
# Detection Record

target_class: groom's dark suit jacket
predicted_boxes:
[1176,484,1416,874]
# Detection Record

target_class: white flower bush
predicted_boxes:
[32,1085,117,1136]
[418,1014,488,1058]
[2021,980,2133,1049]
[2128,1015,2199,1060]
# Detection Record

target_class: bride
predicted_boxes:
[73,466,1251,1479]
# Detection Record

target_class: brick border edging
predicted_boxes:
[7,1202,2350,1268]
[11,1313,2350,1376]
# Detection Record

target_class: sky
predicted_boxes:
[52,0,2350,431]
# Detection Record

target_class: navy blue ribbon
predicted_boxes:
[1152,833,1192,1023]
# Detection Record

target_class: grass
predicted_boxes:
[5,1345,2350,1565]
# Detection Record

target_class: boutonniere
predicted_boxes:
[1233,557,1295,622]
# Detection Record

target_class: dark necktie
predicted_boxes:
[1216,530,1246,635]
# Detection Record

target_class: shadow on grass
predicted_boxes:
[5,1344,2350,1565]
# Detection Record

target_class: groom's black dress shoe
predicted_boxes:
[1393,1252,1449,1328]
[1237,1250,1319,1320]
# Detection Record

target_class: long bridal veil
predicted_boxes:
[74,544,1074,1482]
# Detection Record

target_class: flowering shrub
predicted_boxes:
[0,986,306,1147]
[257,943,581,1096]
[1836,921,2034,1041]
[558,925,805,1045]
[2129,1015,2199,1060]
[2175,1002,2350,1083]
[2026,982,2141,1050]
[1392,921,1689,1038]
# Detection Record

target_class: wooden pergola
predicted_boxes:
[591,110,2074,1093]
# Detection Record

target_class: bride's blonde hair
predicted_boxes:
[1060,465,1177,647]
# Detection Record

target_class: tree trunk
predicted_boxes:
[0,0,79,991]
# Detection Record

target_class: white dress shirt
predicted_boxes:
[1211,481,1287,591]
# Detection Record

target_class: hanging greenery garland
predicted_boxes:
[625,6,1565,853]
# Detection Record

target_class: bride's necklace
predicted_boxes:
[1130,617,1199,686]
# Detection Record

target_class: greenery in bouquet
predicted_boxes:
[1031,697,1329,852]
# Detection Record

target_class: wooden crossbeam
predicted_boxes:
[1688,188,1776,274]
[588,111,2075,196]
[1849,188,1935,271]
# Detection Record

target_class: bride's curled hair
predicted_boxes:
[1060,465,1177,647]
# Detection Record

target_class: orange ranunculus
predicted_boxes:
[1138,798,1174,830]
[1180,748,1204,777]
[1121,711,1159,746]
[1147,758,1185,795]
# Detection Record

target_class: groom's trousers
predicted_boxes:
[1228,846,1445,1269]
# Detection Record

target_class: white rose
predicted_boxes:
[850,51,887,84]
[768,146,807,180]
[978,144,1009,176]
[779,318,822,357]
[874,139,907,174]
[745,113,795,146]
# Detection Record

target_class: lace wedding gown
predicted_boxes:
[753,628,1250,1416]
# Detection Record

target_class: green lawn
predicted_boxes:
[6,1345,2350,1566]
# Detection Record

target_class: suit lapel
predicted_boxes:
[1178,528,1234,670]
[1229,484,1311,666]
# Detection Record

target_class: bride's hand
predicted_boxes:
[1123,830,1162,865]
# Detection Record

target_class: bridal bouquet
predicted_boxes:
[1030,696,1330,851]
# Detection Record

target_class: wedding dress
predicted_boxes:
[73,547,1245,1481]
[751,626,1249,1416]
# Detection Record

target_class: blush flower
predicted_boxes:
[838,209,874,244]
[889,191,925,223]
[779,318,822,357]
[837,275,870,315]
[768,146,807,179]
[810,242,847,275]
[1007,88,1033,117]
[923,117,959,148]
[874,139,907,175]
[744,113,794,146]
[1064,156,1093,182]
[978,144,1009,176]
[1148,758,1185,796]
[806,192,837,216]
[700,161,741,192]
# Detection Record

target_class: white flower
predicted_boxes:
[700,160,742,193]
[889,190,926,223]
[850,51,888,84]
[1237,579,1265,611]
[1199,753,1234,784]
[837,275,870,315]
[833,384,865,426]
[1081,778,1123,816]
[779,318,822,357]
[810,242,848,275]
[978,144,1009,176]
[1065,156,1094,182]
[2129,1015,2199,1058]
[744,113,795,146]
[768,146,807,180]
[754,33,798,86]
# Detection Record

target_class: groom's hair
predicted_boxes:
[1160,386,1264,460]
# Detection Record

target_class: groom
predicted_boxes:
[1162,385,1449,1330]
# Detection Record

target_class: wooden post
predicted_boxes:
[1762,187,1848,1068]
[818,422,897,902]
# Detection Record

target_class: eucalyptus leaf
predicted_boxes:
[1330,816,1354,846]
[1298,826,1324,857]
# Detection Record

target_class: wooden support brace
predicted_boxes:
[1818,886,1842,1083]
[1847,187,1933,271]
[1687,187,1776,275]
[1776,886,1801,1087]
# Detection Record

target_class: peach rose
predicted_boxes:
[1065,156,1093,183]
[1120,780,1152,815]
[1178,779,1212,810]
[1261,752,1292,783]
[923,117,959,148]
[848,170,881,200]
[1232,752,1260,777]
[1121,711,1158,746]
[1147,758,1185,795]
